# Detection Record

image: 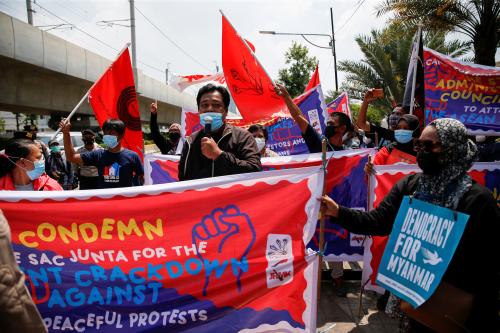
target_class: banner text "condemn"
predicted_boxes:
[19,219,164,247]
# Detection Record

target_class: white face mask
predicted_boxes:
[475,135,486,143]
[255,137,266,152]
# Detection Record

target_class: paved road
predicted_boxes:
[316,278,399,332]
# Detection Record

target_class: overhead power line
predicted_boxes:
[33,2,165,74]
[336,0,366,34]
[134,4,212,72]
[34,2,118,51]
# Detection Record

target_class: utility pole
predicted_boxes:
[129,0,137,85]
[165,63,170,84]
[330,7,338,92]
[26,0,34,25]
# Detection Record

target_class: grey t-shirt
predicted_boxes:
[76,145,103,177]
[15,183,34,191]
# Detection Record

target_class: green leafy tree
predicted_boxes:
[376,0,500,66]
[278,42,318,98]
[349,103,387,125]
[338,23,470,111]
[324,90,342,104]
[22,114,38,127]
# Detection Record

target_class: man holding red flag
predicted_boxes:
[60,118,144,189]
[88,47,144,160]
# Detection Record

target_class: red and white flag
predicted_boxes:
[326,92,351,119]
[88,47,143,159]
[222,14,288,126]
[170,73,226,92]
[180,108,203,137]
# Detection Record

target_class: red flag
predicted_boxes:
[222,14,288,125]
[326,92,351,118]
[88,48,143,159]
[244,39,256,52]
[304,64,320,92]
[180,108,203,137]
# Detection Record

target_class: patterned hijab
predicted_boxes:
[415,118,478,209]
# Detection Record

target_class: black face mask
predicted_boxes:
[83,138,94,146]
[324,125,337,139]
[169,132,181,142]
[416,151,444,175]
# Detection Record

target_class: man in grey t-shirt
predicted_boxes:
[75,129,102,189]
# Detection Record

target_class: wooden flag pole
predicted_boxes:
[317,138,328,300]
[51,91,89,140]
[51,42,132,140]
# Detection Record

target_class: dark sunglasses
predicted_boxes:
[413,139,442,152]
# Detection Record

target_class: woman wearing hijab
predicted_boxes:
[321,118,499,332]
[0,139,62,191]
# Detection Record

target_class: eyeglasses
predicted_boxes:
[413,139,442,152]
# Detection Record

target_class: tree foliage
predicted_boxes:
[278,42,318,98]
[350,103,387,125]
[376,0,500,65]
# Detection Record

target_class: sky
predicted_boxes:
[1,0,497,96]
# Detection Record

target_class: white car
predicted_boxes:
[37,132,84,151]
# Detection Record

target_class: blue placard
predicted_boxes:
[376,196,470,308]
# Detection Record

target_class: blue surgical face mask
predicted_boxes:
[199,112,224,133]
[50,145,61,153]
[103,134,119,149]
[26,159,45,181]
[394,129,414,144]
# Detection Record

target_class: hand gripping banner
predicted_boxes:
[0,167,323,332]
[363,162,500,293]
[145,149,375,262]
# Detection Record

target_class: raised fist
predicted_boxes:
[192,205,256,296]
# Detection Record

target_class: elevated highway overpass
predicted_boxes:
[0,11,197,129]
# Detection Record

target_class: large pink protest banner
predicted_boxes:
[1,168,322,332]
[145,150,375,261]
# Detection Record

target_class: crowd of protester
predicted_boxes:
[2,84,498,192]
[0,83,499,332]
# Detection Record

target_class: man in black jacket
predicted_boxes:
[178,84,262,181]
[149,102,184,155]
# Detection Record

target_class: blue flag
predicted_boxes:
[267,86,328,156]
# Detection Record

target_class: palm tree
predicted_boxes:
[339,24,470,110]
[376,0,500,66]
